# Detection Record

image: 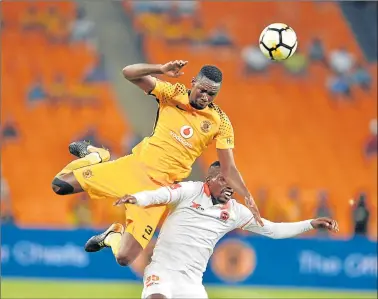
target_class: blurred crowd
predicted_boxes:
[18,5,96,47]
[16,6,107,107]
[127,1,233,50]
[1,3,125,229]
[250,187,371,238]
[128,1,374,95]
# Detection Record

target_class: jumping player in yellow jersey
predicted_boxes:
[51,60,263,267]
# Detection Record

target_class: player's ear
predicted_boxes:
[191,77,196,87]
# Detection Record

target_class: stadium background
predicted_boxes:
[1,1,377,298]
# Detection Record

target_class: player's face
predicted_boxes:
[189,77,221,110]
[207,172,234,204]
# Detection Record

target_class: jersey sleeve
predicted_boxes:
[235,203,255,230]
[133,184,182,207]
[148,78,188,106]
[213,107,235,149]
[235,203,314,239]
[133,181,198,207]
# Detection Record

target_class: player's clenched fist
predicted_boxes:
[310,217,339,233]
[114,194,137,206]
[160,60,188,78]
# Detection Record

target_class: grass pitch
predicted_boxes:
[2,279,377,299]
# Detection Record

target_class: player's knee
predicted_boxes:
[51,182,60,194]
[115,254,134,267]
[147,294,167,299]
[115,247,141,267]
[51,177,74,195]
[116,235,143,266]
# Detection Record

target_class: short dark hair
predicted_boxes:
[209,161,221,169]
[198,65,223,83]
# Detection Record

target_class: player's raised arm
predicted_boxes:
[237,204,339,238]
[213,109,263,226]
[113,183,185,207]
[216,149,263,227]
[122,61,188,93]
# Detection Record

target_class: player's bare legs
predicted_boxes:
[85,223,143,266]
[54,142,144,265]
[51,141,110,195]
[116,231,143,266]
[52,172,83,194]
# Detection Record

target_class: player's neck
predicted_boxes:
[211,196,219,205]
[189,101,209,111]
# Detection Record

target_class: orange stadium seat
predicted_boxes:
[1,2,131,228]
[131,2,377,239]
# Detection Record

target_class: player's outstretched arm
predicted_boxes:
[122,61,188,93]
[217,148,264,226]
[239,213,339,239]
[113,183,184,207]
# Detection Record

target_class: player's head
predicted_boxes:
[189,65,222,110]
[206,161,234,204]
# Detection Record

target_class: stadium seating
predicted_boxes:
[125,2,377,238]
[1,2,130,227]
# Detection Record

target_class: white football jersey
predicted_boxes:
[133,181,313,279]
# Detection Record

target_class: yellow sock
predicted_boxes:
[104,233,122,256]
[56,153,102,176]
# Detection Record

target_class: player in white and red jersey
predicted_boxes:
[113,161,339,299]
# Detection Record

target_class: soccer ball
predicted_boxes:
[259,23,298,61]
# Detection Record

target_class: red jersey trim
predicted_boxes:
[204,183,211,197]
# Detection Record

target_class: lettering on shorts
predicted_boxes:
[142,225,153,241]
[146,275,160,287]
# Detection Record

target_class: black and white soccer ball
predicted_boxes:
[259,23,298,61]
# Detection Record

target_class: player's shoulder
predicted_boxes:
[209,104,234,139]
[209,103,232,125]
[209,103,225,117]
[154,79,188,101]
[168,181,203,193]
[228,198,239,210]
[231,200,250,215]
[167,81,188,97]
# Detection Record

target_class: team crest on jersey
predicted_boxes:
[220,211,230,221]
[200,120,212,133]
[82,169,93,179]
[180,125,194,139]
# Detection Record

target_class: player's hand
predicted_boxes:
[245,196,264,227]
[113,194,137,206]
[160,60,188,78]
[311,217,339,233]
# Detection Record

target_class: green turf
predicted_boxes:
[2,279,377,299]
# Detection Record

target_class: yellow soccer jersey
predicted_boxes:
[132,79,234,184]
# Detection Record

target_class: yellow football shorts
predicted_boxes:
[73,154,167,249]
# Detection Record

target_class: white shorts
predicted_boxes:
[141,263,208,299]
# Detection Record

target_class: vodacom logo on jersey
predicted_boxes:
[180,126,194,139]
[170,125,194,148]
